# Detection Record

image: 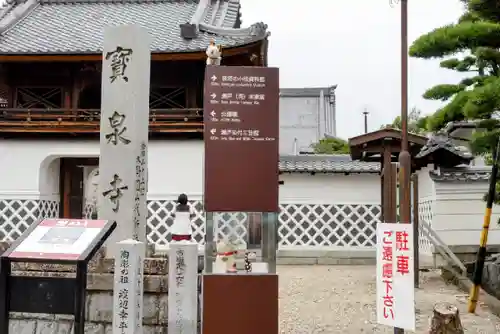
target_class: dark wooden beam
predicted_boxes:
[0,42,263,62]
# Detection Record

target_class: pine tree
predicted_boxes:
[410,0,500,152]
[410,0,500,200]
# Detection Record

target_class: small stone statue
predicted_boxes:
[170,193,194,242]
[206,38,222,66]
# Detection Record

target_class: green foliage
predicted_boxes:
[410,0,500,203]
[311,137,350,154]
[380,107,428,134]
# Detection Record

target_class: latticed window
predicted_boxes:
[150,87,187,109]
[15,87,63,108]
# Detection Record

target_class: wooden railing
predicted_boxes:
[0,108,204,133]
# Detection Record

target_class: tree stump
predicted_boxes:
[429,302,464,334]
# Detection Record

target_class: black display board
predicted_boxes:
[0,218,116,334]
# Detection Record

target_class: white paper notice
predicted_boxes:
[376,223,415,331]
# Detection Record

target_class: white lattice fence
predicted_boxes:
[85,200,250,246]
[146,201,249,245]
[278,204,381,247]
[418,199,434,255]
[0,199,59,241]
[144,202,381,248]
[10,200,382,249]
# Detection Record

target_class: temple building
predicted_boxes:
[0,0,269,234]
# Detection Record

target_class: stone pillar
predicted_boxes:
[112,239,145,334]
[168,242,198,334]
[98,25,151,256]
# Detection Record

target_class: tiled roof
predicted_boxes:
[416,132,473,163]
[279,154,380,174]
[429,167,491,183]
[0,0,268,54]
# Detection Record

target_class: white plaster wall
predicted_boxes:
[432,181,500,245]
[0,140,203,201]
[0,139,381,205]
[416,166,435,201]
[279,173,380,204]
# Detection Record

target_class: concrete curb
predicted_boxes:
[442,267,500,318]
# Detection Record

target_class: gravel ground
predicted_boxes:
[278,265,500,333]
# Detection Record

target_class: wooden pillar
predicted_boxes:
[63,89,71,108]
[72,77,81,109]
[186,86,197,108]
[59,158,84,218]
[382,142,397,222]
[60,158,71,218]
[380,159,384,223]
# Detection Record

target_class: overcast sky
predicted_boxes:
[240,0,466,139]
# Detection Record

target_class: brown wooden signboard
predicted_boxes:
[203,65,279,212]
[202,274,279,334]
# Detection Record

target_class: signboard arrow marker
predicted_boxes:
[211,75,217,81]
[210,128,217,135]
[211,93,217,99]
[210,110,216,117]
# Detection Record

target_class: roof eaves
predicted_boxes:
[278,154,381,174]
[428,168,491,183]
[188,0,268,40]
[0,0,38,35]
[221,0,239,28]
[189,0,210,25]
[198,21,268,38]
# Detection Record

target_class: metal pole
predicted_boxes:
[395,0,409,333]
[411,174,419,288]
[204,212,215,273]
[363,109,369,133]
[468,138,500,313]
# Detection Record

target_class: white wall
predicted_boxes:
[416,166,435,201]
[0,140,203,201]
[432,181,500,245]
[0,139,382,206]
[279,173,380,204]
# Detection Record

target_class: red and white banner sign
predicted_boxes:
[8,219,108,260]
[376,223,415,331]
[39,219,107,229]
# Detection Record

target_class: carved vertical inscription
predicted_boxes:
[132,142,147,240]
[99,25,151,256]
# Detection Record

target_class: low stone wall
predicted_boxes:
[276,248,376,265]
[0,243,172,334]
[9,274,168,333]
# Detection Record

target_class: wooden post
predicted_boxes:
[383,162,398,223]
[429,303,464,334]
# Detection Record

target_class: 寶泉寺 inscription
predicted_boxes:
[102,174,129,212]
[204,66,279,212]
[106,111,131,145]
[105,46,133,83]
[99,25,150,254]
